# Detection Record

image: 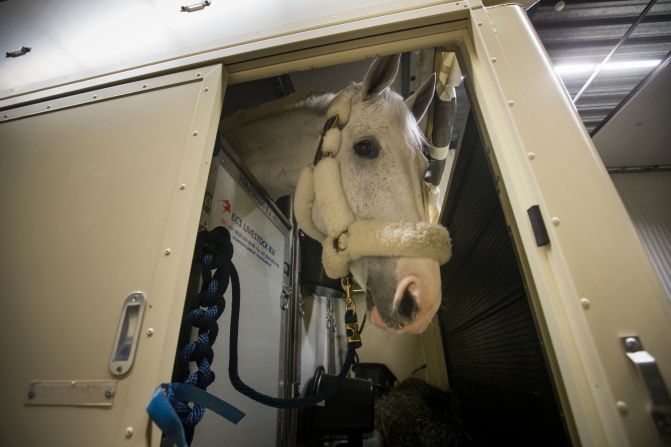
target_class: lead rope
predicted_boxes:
[228,261,362,409]
[147,227,362,445]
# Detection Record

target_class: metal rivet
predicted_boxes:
[196,72,202,77]
[105,387,115,398]
[508,100,515,107]
[124,426,134,438]
[46,105,51,110]
[192,131,199,136]
[477,21,483,26]
[93,95,98,99]
[116,366,123,373]
[616,401,628,415]
[580,298,590,309]
[3,115,8,119]
[551,217,560,226]
[164,248,172,256]
[27,389,37,399]
[142,84,147,89]
[179,183,186,190]
[204,87,209,92]
[527,152,535,160]
[147,328,154,337]
[71,381,77,386]
[491,57,497,63]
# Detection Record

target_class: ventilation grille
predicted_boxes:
[439,115,569,445]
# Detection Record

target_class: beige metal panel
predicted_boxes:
[463,5,671,446]
[0,65,225,446]
[0,0,456,102]
[0,2,468,110]
[611,172,671,299]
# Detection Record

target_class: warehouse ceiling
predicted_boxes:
[530,0,671,134]
[529,0,671,168]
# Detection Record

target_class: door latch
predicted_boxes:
[621,335,671,438]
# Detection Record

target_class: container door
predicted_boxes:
[0,65,225,446]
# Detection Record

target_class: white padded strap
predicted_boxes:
[344,221,451,264]
[294,166,325,241]
[313,157,355,238]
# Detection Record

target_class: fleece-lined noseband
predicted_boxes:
[293,93,452,279]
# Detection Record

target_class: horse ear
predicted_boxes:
[362,55,401,100]
[405,73,436,122]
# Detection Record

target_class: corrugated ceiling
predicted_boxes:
[530,0,671,134]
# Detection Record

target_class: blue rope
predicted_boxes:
[171,227,233,444]
[162,226,361,444]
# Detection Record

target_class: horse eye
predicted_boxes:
[353,139,379,158]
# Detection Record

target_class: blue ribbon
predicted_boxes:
[147,383,245,446]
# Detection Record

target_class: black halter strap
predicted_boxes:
[312,115,340,166]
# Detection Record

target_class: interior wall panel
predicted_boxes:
[611,171,671,298]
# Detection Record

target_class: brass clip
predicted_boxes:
[346,323,362,346]
[342,276,355,312]
[342,276,362,347]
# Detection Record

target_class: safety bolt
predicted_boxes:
[551,217,560,226]
[164,248,172,256]
[527,152,535,160]
[192,131,199,136]
[204,87,209,92]
[580,298,590,310]
[147,328,154,337]
[491,57,497,63]
[124,426,134,438]
[179,183,186,190]
[477,21,483,26]
[105,387,115,398]
[625,337,640,350]
[507,100,515,107]
[616,401,628,416]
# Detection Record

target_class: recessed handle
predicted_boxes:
[110,292,146,376]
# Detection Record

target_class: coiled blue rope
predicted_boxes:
[171,227,232,443]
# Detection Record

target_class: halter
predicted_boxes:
[294,93,452,279]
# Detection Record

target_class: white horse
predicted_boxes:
[221,55,450,334]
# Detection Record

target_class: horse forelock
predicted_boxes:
[339,84,427,158]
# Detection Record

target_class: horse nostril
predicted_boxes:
[397,287,418,321]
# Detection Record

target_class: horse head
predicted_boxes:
[295,55,451,334]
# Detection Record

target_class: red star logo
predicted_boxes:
[221,199,232,213]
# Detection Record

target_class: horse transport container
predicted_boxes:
[1,1,669,446]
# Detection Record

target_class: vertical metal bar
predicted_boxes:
[572,0,658,103]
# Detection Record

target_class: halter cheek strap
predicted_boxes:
[293,94,452,279]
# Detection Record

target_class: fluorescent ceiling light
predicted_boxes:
[555,59,661,75]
